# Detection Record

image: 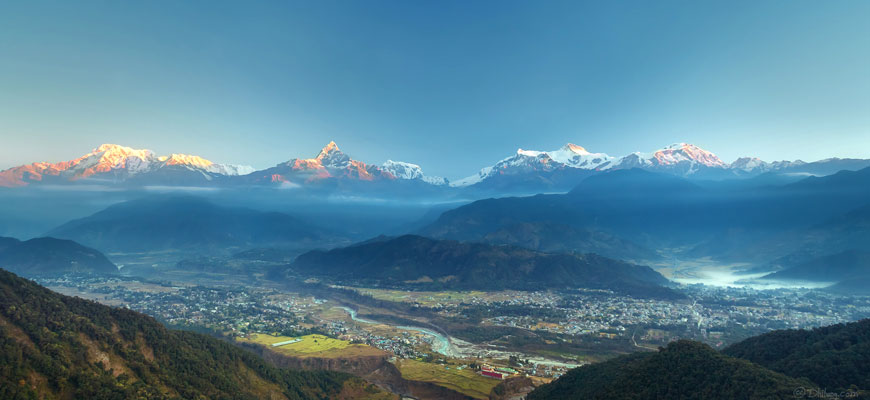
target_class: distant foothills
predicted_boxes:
[3,140,870,296]
[2,141,869,195]
[5,166,870,294]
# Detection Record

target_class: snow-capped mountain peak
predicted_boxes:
[382,160,424,179]
[564,143,590,155]
[0,144,252,187]
[67,144,156,177]
[313,141,351,168]
[453,142,737,187]
[730,157,768,172]
[450,166,494,187]
[648,143,725,167]
[451,143,613,187]
[547,144,613,168]
[4,140,868,191]
[381,160,448,185]
[157,153,255,176]
[516,148,546,158]
[160,153,213,168]
[94,143,151,159]
[317,141,341,157]
[512,144,613,166]
[268,142,391,183]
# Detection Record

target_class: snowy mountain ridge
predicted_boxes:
[450,142,864,187]
[0,144,254,187]
[2,141,868,190]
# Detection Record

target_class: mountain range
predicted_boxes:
[235,141,449,188]
[3,141,869,196]
[46,196,346,254]
[420,167,870,265]
[453,142,870,193]
[11,160,869,279]
[0,142,447,190]
[3,141,870,284]
[0,143,255,187]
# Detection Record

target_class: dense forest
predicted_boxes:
[530,319,870,399]
[528,340,815,400]
[724,319,870,392]
[0,268,390,400]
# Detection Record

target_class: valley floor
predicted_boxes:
[38,258,870,399]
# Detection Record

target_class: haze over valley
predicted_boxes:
[2,137,870,399]
[3,1,870,398]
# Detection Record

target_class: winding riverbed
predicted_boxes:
[337,306,456,356]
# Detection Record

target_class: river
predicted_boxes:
[337,306,455,356]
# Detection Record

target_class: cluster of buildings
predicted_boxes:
[473,286,870,347]
[35,275,870,370]
[37,276,324,336]
[478,364,518,379]
[341,330,427,359]
[323,316,447,359]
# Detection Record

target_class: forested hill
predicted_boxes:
[0,268,390,400]
[528,340,814,400]
[290,234,678,298]
[0,236,117,277]
[723,319,870,392]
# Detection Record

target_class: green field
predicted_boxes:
[396,359,501,399]
[239,333,384,358]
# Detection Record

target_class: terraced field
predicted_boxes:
[395,359,501,399]
[239,333,385,358]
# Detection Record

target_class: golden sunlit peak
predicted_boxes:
[314,141,344,161]
[564,143,589,154]
[321,141,340,153]
[164,153,214,167]
[89,144,153,162]
[95,143,134,153]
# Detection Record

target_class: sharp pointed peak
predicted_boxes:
[314,141,344,160]
[321,141,340,153]
[310,141,353,168]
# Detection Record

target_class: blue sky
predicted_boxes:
[1,0,869,179]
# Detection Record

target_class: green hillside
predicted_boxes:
[528,340,814,400]
[724,319,870,392]
[0,268,390,400]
